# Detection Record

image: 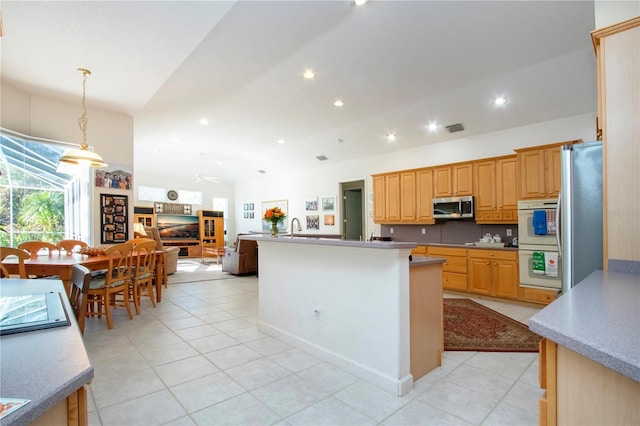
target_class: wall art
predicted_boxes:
[100,194,128,244]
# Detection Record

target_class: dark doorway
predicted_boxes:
[341,180,364,240]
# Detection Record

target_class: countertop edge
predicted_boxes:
[240,235,417,249]
[529,270,640,383]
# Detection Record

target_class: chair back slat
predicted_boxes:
[57,239,88,253]
[18,241,57,256]
[0,246,30,278]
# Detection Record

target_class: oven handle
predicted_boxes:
[556,192,561,257]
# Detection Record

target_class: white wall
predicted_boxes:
[595,1,640,29]
[233,113,596,240]
[1,82,134,246]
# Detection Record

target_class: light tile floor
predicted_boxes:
[84,261,543,426]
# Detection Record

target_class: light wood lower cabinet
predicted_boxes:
[426,247,468,292]
[539,338,640,425]
[467,249,518,299]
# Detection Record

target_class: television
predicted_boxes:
[156,214,199,240]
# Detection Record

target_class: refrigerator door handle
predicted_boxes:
[556,192,562,257]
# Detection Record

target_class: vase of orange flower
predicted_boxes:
[263,206,286,237]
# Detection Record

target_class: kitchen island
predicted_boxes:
[529,270,640,425]
[241,235,445,396]
[0,279,94,426]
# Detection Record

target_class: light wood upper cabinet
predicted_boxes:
[372,175,386,222]
[473,160,497,211]
[496,156,518,210]
[373,169,434,224]
[516,141,581,200]
[400,171,417,221]
[433,163,473,197]
[416,169,434,222]
[592,17,640,265]
[473,156,517,224]
[385,173,401,222]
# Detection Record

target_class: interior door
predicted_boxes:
[342,180,364,240]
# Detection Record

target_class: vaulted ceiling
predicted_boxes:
[0,1,597,184]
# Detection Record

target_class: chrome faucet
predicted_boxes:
[290,217,302,237]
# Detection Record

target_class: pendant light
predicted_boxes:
[58,68,108,168]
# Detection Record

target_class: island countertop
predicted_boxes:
[240,234,418,250]
[529,270,640,383]
[0,279,94,425]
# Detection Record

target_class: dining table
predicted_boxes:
[1,249,168,302]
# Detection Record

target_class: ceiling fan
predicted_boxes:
[195,173,220,184]
[195,152,220,183]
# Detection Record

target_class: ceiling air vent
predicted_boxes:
[445,123,465,133]
[316,155,328,161]
[258,169,266,174]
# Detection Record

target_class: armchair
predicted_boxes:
[222,235,258,275]
[144,226,180,275]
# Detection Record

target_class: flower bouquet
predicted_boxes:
[263,206,286,237]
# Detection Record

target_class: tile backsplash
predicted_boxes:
[380,220,518,245]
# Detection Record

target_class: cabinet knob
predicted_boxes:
[486,261,490,265]
[493,262,497,266]
[490,252,494,256]
[444,262,448,265]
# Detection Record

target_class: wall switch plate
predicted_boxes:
[390,228,394,234]
[422,228,426,235]
[506,229,512,236]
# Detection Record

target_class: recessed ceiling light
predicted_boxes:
[492,96,508,106]
[200,118,208,125]
[277,139,285,145]
[243,152,249,156]
[353,0,368,5]
[152,149,159,155]
[334,99,344,107]
[302,69,316,79]
[427,123,439,132]
[387,133,397,142]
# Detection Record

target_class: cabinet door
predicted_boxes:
[519,150,546,199]
[497,157,518,210]
[473,160,496,211]
[453,163,473,196]
[385,174,401,222]
[493,260,518,299]
[400,171,417,221]
[433,167,452,198]
[545,147,562,198]
[416,169,433,222]
[372,175,386,223]
[468,258,492,295]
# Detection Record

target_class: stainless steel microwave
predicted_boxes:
[433,196,474,219]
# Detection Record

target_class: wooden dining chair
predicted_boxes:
[69,264,92,335]
[129,239,157,315]
[87,242,134,330]
[0,246,30,278]
[18,241,58,256]
[57,239,88,254]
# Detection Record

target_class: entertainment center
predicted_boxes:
[133,206,224,259]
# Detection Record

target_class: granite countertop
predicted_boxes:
[422,242,519,251]
[240,234,417,250]
[529,270,640,383]
[0,279,94,426]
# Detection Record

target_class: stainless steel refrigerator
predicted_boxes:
[560,141,603,294]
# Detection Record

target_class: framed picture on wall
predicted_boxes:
[306,215,320,230]
[100,194,128,244]
[95,163,133,190]
[321,196,336,212]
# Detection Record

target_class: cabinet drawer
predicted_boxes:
[442,272,468,291]
[442,256,467,273]
[412,246,428,255]
[427,246,467,257]
[467,249,518,261]
[519,286,558,304]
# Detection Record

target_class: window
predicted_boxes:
[0,129,90,246]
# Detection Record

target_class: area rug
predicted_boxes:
[443,298,541,352]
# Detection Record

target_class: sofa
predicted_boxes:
[144,226,180,275]
[222,235,258,275]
